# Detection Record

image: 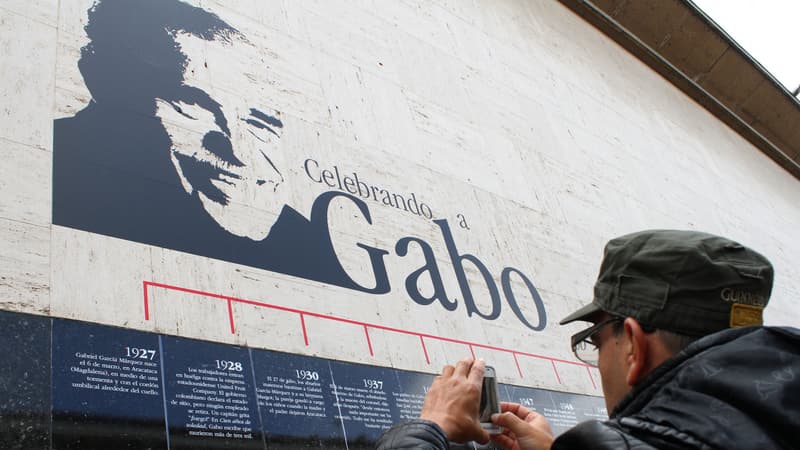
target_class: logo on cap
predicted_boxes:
[720,288,766,307]
[729,303,763,327]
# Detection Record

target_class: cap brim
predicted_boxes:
[559,302,602,325]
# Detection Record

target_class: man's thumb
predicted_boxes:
[491,411,527,433]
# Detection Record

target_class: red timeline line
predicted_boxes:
[420,336,430,365]
[364,326,374,356]
[586,366,597,390]
[300,314,309,346]
[227,299,235,334]
[551,360,562,385]
[143,281,151,320]
[142,280,594,386]
[513,353,523,378]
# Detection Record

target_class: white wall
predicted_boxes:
[1,0,798,397]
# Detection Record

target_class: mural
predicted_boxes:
[52,0,382,292]
[52,0,547,331]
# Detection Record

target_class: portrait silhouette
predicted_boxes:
[53,0,388,293]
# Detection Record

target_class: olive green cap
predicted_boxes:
[560,230,773,336]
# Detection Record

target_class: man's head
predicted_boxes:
[561,229,774,411]
[80,0,286,239]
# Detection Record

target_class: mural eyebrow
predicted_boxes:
[249,108,283,128]
[244,118,279,137]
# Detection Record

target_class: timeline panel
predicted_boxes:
[394,371,435,422]
[52,320,166,449]
[252,349,343,447]
[329,361,401,449]
[504,384,607,435]
[161,336,263,449]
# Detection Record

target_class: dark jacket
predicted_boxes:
[556,326,799,450]
[376,326,800,450]
[375,419,450,449]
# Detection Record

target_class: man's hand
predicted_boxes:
[419,357,490,444]
[490,402,554,450]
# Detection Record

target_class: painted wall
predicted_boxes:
[2,0,799,401]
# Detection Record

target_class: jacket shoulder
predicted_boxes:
[375,419,450,450]
[553,420,659,450]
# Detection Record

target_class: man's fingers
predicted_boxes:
[453,357,474,377]
[500,401,533,418]
[421,358,498,445]
[468,358,485,384]
[492,410,533,435]
[441,364,456,378]
[474,427,491,445]
[490,433,516,449]
[493,404,555,450]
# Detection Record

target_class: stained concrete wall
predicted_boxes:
[1,0,798,397]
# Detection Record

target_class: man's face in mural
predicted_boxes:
[155,32,286,240]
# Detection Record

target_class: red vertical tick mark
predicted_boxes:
[143,281,150,321]
[364,326,374,357]
[551,360,562,384]
[513,353,523,378]
[420,336,430,365]
[227,299,235,334]
[300,314,309,346]
[469,345,475,360]
[586,366,597,390]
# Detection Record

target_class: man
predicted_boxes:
[53,0,384,292]
[377,229,800,449]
